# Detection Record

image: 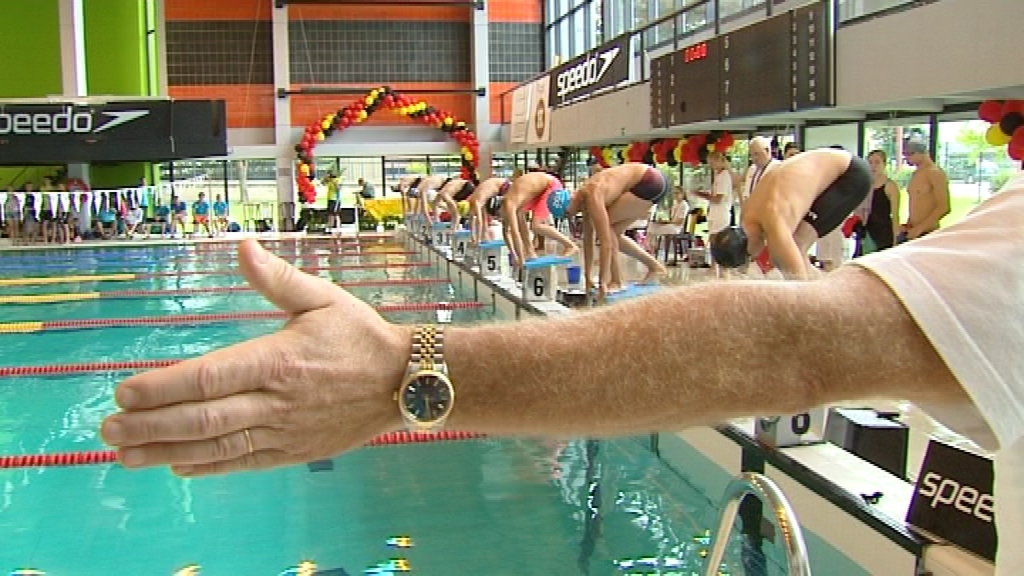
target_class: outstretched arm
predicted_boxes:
[582,213,594,296]
[585,191,614,298]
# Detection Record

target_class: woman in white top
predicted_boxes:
[695,152,735,276]
[646,185,688,260]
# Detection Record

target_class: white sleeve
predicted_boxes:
[850,172,1024,452]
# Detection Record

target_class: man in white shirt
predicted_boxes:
[100,168,1023,572]
[741,136,780,205]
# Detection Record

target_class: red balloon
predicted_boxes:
[978,100,1003,123]
[383,95,394,107]
[340,117,352,128]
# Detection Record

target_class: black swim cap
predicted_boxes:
[484,196,503,217]
[709,227,750,269]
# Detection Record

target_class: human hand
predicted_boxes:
[99,239,411,477]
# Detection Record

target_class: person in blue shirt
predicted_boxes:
[169,194,188,237]
[212,194,228,236]
[147,202,171,239]
[193,192,213,237]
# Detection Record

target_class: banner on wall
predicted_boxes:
[0,99,227,165]
[509,84,532,144]
[548,35,630,107]
[526,75,552,145]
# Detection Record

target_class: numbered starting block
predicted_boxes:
[431,222,452,248]
[754,407,829,448]
[478,240,508,279]
[451,230,472,261]
[521,255,573,302]
[605,283,662,303]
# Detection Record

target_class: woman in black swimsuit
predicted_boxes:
[863,150,901,254]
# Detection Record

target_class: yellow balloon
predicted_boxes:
[364,96,374,106]
[399,107,409,116]
[370,89,379,97]
[986,124,1012,146]
[321,120,331,130]
[418,102,427,111]
[456,121,466,129]
[358,110,368,120]
[299,164,310,175]
[464,152,474,162]
[706,143,715,152]
[443,117,453,125]
[316,132,325,141]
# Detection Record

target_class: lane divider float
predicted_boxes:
[0,278,450,305]
[0,262,430,287]
[0,431,486,469]
[0,301,483,333]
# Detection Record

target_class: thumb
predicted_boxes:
[238,239,340,314]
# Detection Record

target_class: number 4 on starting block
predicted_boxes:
[452,230,471,260]
[754,407,829,448]
[522,255,572,302]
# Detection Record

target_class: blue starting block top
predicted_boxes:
[453,229,471,238]
[604,283,663,302]
[523,255,573,269]
[478,240,505,249]
[430,222,451,229]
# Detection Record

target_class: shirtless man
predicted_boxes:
[413,174,448,223]
[709,148,871,280]
[393,175,423,217]
[466,177,510,243]
[565,163,670,301]
[433,178,476,228]
[500,171,577,268]
[901,139,950,242]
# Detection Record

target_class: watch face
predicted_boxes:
[401,372,453,423]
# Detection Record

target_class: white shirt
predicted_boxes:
[743,159,780,201]
[706,169,734,233]
[852,172,1024,574]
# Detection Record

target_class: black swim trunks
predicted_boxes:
[453,181,475,202]
[631,167,669,204]
[803,156,871,237]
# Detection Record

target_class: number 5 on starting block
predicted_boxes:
[522,255,572,302]
[755,407,829,448]
[478,240,507,278]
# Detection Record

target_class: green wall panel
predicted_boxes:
[83,0,149,96]
[90,163,148,189]
[0,0,63,98]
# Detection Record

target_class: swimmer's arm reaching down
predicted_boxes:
[763,216,809,280]
[582,214,595,297]
[584,188,615,301]
[442,267,966,436]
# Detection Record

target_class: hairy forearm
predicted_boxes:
[443,267,961,436]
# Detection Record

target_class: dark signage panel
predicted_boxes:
[0,99,227,165]
[906,440,997,562]
[649,38,720,128]
[720,13,792,119]
[548,36,631,107]
[792,0,834,110]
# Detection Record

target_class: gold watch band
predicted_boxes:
[411,324,445,372]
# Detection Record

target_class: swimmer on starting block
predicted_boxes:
[566,162,670,301]
[500,171,577,268]
[467,177,510,243]
[411,175,447,224]
[433,177,476,227]
[710,148,872,280]
[393,175,423,217]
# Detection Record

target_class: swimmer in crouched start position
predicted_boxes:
[566,162,670,301]
[467,177,510,243]
[394,175,423,217]
[414,175,448,223]
[500,171,578,267]
[434,177,476,227]
[710,148,872,280]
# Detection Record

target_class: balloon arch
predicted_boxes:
[977,99,1024,161]
[293,86,481,203]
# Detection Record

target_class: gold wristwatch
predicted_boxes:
[395,324,454,431]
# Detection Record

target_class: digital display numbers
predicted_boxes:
[683,42,708,63]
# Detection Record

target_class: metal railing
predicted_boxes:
[702,472,812,576]
[497,0,930,124]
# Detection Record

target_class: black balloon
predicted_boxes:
[1000,112,1024,139]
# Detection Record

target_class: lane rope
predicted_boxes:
[0,301,483,333]
[0,262,430,287]
[0,250,419,268]
[0,431,487,469]
[0,278,450,305]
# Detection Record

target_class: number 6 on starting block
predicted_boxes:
[478,240,507,279]
[522,255,572,302]
[452,230,471,260]
[755,407,829,448]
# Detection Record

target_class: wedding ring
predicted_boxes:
[243,428,254,455]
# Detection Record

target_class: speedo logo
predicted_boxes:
[918,472,994,523]
[555,45,621,101]
[0,107,150,136]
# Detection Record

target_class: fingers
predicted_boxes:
[117,426,277,469]
[237,239,340,315]
[170,449,291,477]
[112,334,291,410]
[102,391,272,448]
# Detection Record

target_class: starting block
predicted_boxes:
[521,255,572,302]
[754,406,829,448]
[478,240,508,278]
[431,222,452,248]
[604,283,662,303]
[452,230,471,260]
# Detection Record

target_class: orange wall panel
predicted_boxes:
[165,0,270,20]
[287,4,470,22]
[168,84,276,129]
[488,0,543,23]
[489,82,518,124]
[289,84,475,128]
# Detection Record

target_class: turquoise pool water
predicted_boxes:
[0,241,822,575]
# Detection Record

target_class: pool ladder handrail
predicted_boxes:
[702,472,812,576]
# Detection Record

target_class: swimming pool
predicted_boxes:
[1,239,813,575]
